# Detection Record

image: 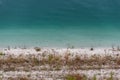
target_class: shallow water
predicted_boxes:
[0,0,120,47]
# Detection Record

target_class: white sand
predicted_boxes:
[1,47,120,57]
[0,47,120,80]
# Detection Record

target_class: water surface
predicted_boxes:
[0,0,120,47]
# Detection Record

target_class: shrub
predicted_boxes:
[34,47,41,52]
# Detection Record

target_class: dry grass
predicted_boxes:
[64,72,120,80]
[0,48,120,80]
[0,51,120,71]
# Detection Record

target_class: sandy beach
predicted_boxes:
[0,47,120,80]
[1,0,120,80]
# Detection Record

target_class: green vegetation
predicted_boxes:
[93,75,97,80]
[0,52,5,56]
[108,72,114,80]
[66,75,76,80]
[65,74,83,80]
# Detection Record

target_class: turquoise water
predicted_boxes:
[0,0,120,47]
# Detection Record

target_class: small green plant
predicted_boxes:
[82,75,87,80]
[65,74,84,80]
[0,73,3,80]
[0,52,5,56]
[108,72,114,80]
[93,75,97,80]
[66,75,76,80]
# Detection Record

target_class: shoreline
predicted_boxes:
[0,44,118,49]
[0,46,119,54]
